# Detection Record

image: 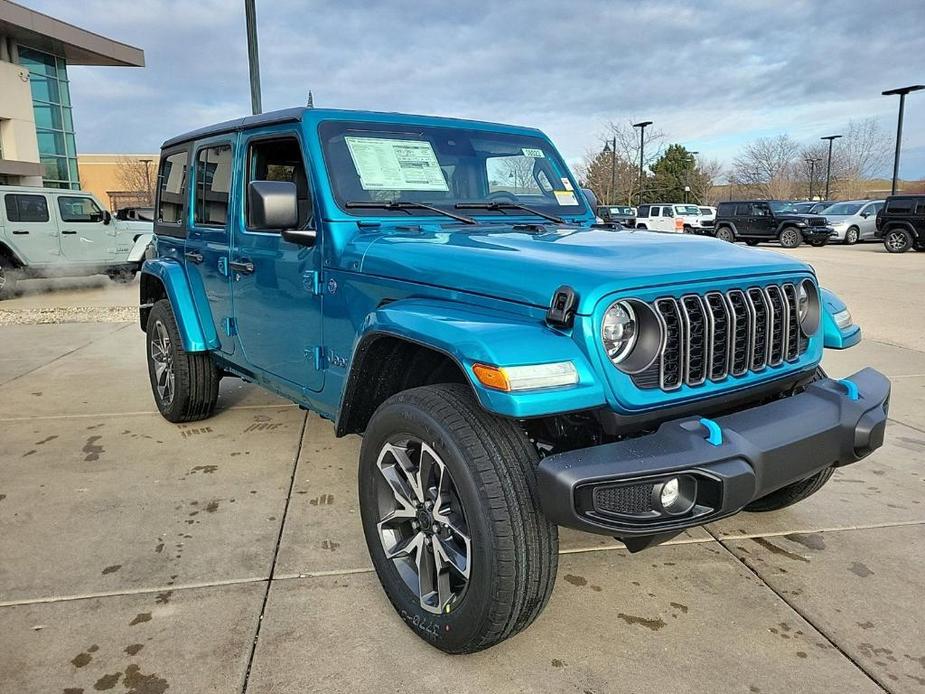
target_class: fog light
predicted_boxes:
[653,476,697,516]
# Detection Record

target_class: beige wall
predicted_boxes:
[78,153,158,210]
[0,58,42,185]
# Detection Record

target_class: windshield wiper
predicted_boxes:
[455,201,565,224]
[346,200,476,225]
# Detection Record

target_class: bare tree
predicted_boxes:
[576,121,666,204]
[115,157,157,206]
[731,134,800,199]
[835,118,892,199]
[688,157,723,205]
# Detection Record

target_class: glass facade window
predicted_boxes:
[17,46,80,190]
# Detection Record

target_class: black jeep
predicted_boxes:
[876,194,925,253]
[713,200,834,248]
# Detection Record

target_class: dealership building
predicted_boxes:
[0,0,143,189]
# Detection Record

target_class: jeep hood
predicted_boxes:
[354,226,812,314]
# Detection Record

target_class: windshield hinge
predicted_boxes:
[546,285,578,328]
[302,270,322,295]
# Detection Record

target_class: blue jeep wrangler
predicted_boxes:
[140,107,888,653]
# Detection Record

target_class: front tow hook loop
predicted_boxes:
[837,379,860,401]
[698,417,723,446]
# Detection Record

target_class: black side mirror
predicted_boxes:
[581,187,599,211]
[248,180,299,230]
[103,210,112,225]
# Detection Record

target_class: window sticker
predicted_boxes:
[345,136,449,191]
[560,177,573,191]
[521,147,545,158]
[554,190,578,206]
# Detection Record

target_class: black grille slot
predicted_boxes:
[593,483,654,516]
[655,298,683,390]
[629,281,813,392]
[747,288,769,371]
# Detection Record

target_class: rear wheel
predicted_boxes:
[145,299,220,422]
[779,227,802,248]
[0,256,19,299]
[884,228,913,253]
[715,227,735,243]
[844,227,860,245]
[108,268,137,283]
[745,467,835,512]
[359,383,558,654]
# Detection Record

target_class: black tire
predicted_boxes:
[745,239,761,246]
[636,224,648,229]
[809,240,827,247]
[844,227,860,245]
[0,255,18,299]
[145,299,220,423]
[359,383,558,654]
[108,268,137,284]
[744,467,835,512]
[779,226,802,248]
[715,226,735,243]
[884,228,913,253]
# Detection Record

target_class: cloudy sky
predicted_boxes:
[28,0,925,179]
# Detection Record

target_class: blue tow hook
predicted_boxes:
[699,417,723,446]
[837,379,860,401]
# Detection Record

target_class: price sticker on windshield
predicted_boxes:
[554,190,578,206]
[521,148,545,158]
[345,136,449,191]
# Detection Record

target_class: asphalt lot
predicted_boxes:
[1,242,924,693]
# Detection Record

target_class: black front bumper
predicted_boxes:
[801,226,835,242]
[537,368,890,551]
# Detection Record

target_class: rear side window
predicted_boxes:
[157,150,189,225]
[194,144,233,226]
[917,200,925,215]
[4,194,49,222]
[734,204,751,216]
[637,205,650,217]
[58,196,104,223]
[716,203,733,216]
[887,198,914,214]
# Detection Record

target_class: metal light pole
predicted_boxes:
[820,135,841,200]
[882,85,924,195]
[244,0,262,115]
[686,151,699,203]
[633,121,652,204]
[804,157,820,199]
[609,136,617,205]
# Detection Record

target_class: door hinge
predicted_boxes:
[306,346,326,370]
[223,317,237,337]
[218,257,229,277]
[302,270,322,295]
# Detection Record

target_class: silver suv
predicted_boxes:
[820,200,884,245]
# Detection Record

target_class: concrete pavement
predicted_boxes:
[1,243,924,693]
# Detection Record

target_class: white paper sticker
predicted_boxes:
[345,136,449,191]
[521,147,545,158]
[554,190,578,206]
[561,177,573,191]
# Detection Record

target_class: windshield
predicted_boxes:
[319,120,587,220]
[677,205,701,215]
[823,202,863,215]
[768,201,798,214]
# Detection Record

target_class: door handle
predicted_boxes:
[12,230,29,235]
[229,259,255,274]
[62,230,77,235]
[185,251,204,264]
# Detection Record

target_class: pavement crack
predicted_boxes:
[240,411,308,693]
[706,527,890,693]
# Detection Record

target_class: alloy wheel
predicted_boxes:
[845,228,859,245]
[374,438,471,614]
[150,320,175,406]
[886,230,909,252]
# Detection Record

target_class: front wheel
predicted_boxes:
[145,299,220,422]
[884,228,913,253]
[745,467,835,512]
[844,227,860,245]
[779,227,802,248]
[359,383,558,654]
[714,227,735,243]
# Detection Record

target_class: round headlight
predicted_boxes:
[602,301,637,364]
[797,279,820,335]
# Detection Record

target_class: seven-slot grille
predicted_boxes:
[632,282,810,391]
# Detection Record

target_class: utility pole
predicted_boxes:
[609,135,616,205]
[820,135,841,200]
[882,85,924,195]
[804,157,820,199]
[244,0,262,115]
[633,121,652,205]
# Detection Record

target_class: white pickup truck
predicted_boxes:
[0,186,152,298]
[635,203,706,233]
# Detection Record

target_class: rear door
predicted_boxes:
[2,192,60,265]
[186,136,236,355]
[56,194,112,263]
[230,127,324,393]
[750,203,775,238]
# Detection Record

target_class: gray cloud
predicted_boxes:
[27,0,925,176]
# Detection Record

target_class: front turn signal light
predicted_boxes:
[472,361,578,392]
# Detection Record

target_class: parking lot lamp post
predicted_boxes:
[633,121,653,204]
[820,135,841,200]
[244,0,262,115]
[686,151,699,203]
[882,85,924,195]
[610,135,617,205]
[804,157,820,199]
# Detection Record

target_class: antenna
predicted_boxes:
[306,90,314,109]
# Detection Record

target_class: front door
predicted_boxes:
[186,138,236,354]
[2,192,60,265]
[230,128,324,393]
[56,194,112,264]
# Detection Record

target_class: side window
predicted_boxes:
[157,150,189,225]
[636,205,649,218]
[4,194,50,223]
[194,144,233,226]
[751,204,769,216]
[487,155,541,195]
[58,196,104,223]
[663,207,674,218]
[887,198,913,214]
[652,207,662,217]
[917,200,925,215]
[734,204,750,216]
[246,136,312,229]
